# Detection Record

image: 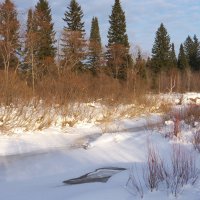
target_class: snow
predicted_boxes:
[0,93,200,200]
[160,92,200,105]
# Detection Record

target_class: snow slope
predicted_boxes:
[0,118,200,199]
[0,93,200,200]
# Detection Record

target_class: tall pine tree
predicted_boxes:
[61,0,86,73]
[170,43,177,68]
[63,0,84,33]
[178,44,189,70]
[184,36,193,56]
[151,23,171,73]
[191,35,200,71]
[34,0,56,75]
[88,17,102,75]
[23,8,35,65]
[90,17,101,44]
[183,35,200,71]
[107,0,131,80]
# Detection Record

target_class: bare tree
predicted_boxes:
[0,0,20,89]
[60,30,87,75]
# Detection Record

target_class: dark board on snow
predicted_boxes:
[63,167,126,185]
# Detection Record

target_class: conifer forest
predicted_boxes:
[0,0,199,106]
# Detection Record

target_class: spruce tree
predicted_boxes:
[27,9,34,33]
[88,17,102,75]
[170,43,177,68]
[184,35,200,71]
[63,0,84,33]
[184,36,193,56]
[34,0,56,74]
[192,35,200,71]
[90,17,101,46]
[184,36,193,68]
[24,9,34,65]
[135,49,146,79]
[198,38,200,71]
[107,0,131,80]
[178,44,189,70]
[62,0,86,72]
[151,23,171,73]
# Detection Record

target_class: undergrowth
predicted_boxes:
[0,72,173,133]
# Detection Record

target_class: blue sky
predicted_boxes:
[15,0,200,56]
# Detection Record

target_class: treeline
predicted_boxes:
[0,0,200,104]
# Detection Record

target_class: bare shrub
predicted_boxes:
[173,114,181,138]
[168,145,199,197]
[183,104,200,127]
[0,100,55,133]
[143,144,165,191]
[0,71,32,104]
[128,144,199,198]
[158,101,172,114]
[0,70,155,133]
[193,130,200,152]
[127,166,144,198]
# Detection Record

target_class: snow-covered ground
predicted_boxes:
[0,93,200,200]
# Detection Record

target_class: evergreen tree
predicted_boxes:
[146,57,152,69]
[134,49,146,79]
[151,23,171,73]
[107,0,131,80]
[184,36,193,68]
[88,17,102,75]
[27,9,34,33]
[23,9,35,65]
[191,35,200,71]
[63,0,84,33]
[184,36,193,56]
[61,0,86,72]
[178,44,189,70]
[184,35,200,71]
[198,38,200,70]
[0,0,20,70]
[170,43,177,68]
[90,17,101,46]
[34,0,56,74]
[183,35,200,71]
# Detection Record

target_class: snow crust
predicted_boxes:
[0,92,200,200]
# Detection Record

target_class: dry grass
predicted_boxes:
[0,70,158,133]
[183,104,200,126]
[0,69,199,133]
[0,101,54,133]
